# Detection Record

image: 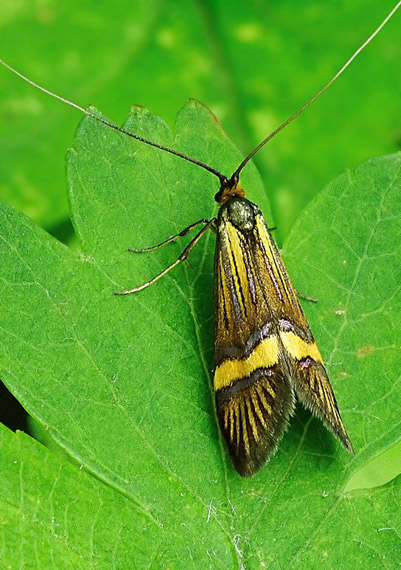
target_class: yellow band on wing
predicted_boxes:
[214,336,279,391]
[280,331,323,363]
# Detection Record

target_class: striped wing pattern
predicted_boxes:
[213,199,352,476]
[253,211,353,452]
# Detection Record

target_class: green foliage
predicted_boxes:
[1,102,400,568]
[1,0,400,237]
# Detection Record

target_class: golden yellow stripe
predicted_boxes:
[223,223,249,316]
[251,388,267,428]
[229,404,235,442]
[214,335,279,391]
[245,393,259,442]
[240,398,250,454]
[256,384,272,414]
[255,216,292,301]
[280,331,323,363]
[234,400,240,447]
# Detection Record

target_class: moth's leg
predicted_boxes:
[209,221,217,234]
[129,218,210,252]
[297,291,318,303]
[115,218,216,295]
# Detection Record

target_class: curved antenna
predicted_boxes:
[2,2,400,191]
[231,1,401,183]
[0,59,229,187]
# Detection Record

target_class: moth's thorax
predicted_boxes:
[219,196,256,231]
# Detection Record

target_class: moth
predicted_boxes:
[116,168,354,477]
[1,4,399,475]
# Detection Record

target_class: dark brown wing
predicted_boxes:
[213,200,353,476]
[213,204,295,476]
[250,207,353,453]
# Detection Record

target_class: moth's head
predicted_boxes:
[215,172,245,205]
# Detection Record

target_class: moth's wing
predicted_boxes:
[251,209,353,452]
[213,212,295,476]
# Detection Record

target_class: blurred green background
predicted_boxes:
[1,0,400,245]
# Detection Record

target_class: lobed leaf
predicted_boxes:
[1,103,400,568]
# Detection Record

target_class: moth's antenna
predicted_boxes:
[2,2,400,189]
[0,59,229,187]
[232,1,401,182]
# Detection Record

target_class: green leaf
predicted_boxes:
[1,1,400,236]
[0,425,156,569]
[344,440,401,492]
[1,103,400,568]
